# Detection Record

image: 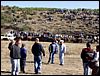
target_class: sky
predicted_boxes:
[1,1,99,9]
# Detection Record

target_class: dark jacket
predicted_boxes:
[20,47,27,59]
[49,43,58,53]
[8,42,13,57]
[8,42,13,51]
[32,43,45,56]
[81,48,94,63]
[10,44,21,59]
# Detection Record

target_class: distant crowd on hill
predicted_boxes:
[2,30,99,43]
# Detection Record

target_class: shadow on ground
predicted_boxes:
[1,70,11,73]
[26,61,34,63]
[1,70,37,75]
[26,61,49,65]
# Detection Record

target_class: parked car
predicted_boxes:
[1,34,16,40]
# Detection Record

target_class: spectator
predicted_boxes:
[9,37,22,75]
[81,42,94,75]
[20,43,27,73]
[90,45,99,75]
[31,38,45,74]
[59,40,66,65]
[48,40,58,64]
[8,39,15,74]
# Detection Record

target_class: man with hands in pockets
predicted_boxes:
[59,40,66,65]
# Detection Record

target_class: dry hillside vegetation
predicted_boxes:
[1,6,99,35]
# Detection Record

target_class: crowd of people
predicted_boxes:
[8,37,99,75]
[5,30,99,43]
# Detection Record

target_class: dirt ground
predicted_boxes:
[1,40,98,75]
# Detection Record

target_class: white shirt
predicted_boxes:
[59,44,66,54]
[92,51,99,67]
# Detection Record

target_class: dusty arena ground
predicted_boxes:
[1,40,98,75]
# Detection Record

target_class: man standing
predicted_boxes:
[59,40,66,65]
[20,43,27,73]
[48,40,58,64]
[81,42,94,75]
[32,38,45,74]
[91,45,99,75]
[9,37,22,75]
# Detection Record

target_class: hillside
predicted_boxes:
[1,6,99,35]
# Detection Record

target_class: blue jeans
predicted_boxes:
[34,56,42,73]
[51,52,55,64]
[20,58,26,72]
[83,62,91,75]
[59,53,64,64]
[11,58,20,75]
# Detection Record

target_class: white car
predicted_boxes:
[7,35,16,40]
[1,34,15,40]
[1,35,6,40]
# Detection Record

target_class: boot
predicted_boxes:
[22,66,25,73]
[20,66,23,72]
